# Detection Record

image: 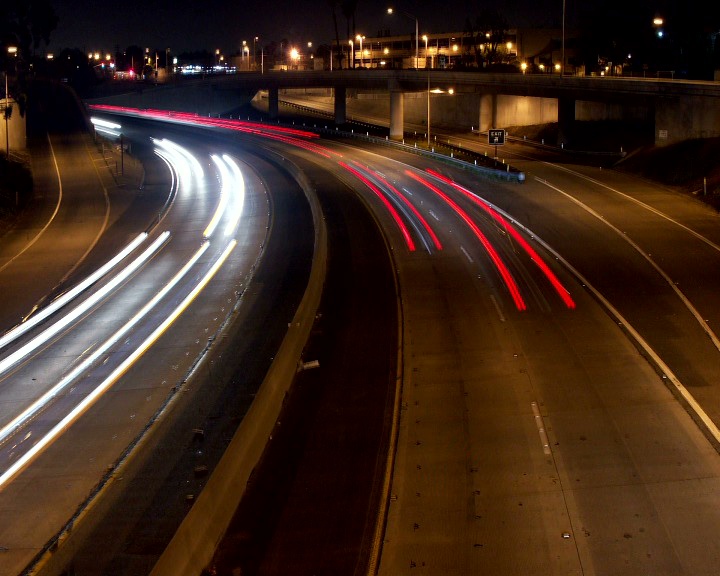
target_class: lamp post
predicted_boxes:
[5,46,17,159]
[349,39,354,68]
[356,35,364,68]
[387,7,418,69]
[253,36,259,71]
[561,0,565,77]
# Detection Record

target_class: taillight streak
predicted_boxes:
[339,162,416,252]
[406,170,526,311]
[351,161,443,252]
[427,169,575,310]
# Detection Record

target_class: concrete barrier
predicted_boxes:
[149,152,327,576]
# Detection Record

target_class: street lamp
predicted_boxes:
[356,35,364,68]
[349,39,354,68]
[255,37,260,70]
[561,0,565,77]
[5,46,17,159]
[387,7,418,69]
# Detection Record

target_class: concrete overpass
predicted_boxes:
[88,70,720,146]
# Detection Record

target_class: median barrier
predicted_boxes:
[149,151,327,576]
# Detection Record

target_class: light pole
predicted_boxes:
[253,36,258,71]
[5,46,17,159]
[349,39,354,68]
[387,7,418,69]
[561,0,565,77]
[356,35,364,68]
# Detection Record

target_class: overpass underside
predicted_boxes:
[85,73,719,148]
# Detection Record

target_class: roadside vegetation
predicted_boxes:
[0,156,32,233]
[508,121,720,211]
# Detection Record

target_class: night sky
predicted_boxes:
[48,0,571,55]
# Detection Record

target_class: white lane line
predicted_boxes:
[537,177,720,353]
[531,401,552,455]
[460,246,474,262]
[0,134,63,275]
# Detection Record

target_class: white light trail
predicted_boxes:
[0,241,210,445]
[90,117,121,131]
[0,232,171,377]
[0,239,237,489]
[221,154,246,236]
[205,155,231,238]
[0,233,148,350]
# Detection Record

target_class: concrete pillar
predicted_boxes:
[557,96,576,146]
[334,86,346,125]
[268,88,279,119]
[478,93,496,132]
[390,91,404,140]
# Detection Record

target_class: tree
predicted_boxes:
[463,8,509,68]
[0,0,57,56]
[326,0,344,69]
[341,0,358,45]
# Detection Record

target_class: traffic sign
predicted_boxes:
[488,129,506,145]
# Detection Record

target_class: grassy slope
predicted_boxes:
[508,121,720,212]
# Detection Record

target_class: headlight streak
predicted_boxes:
[153,138,204,186]
[0,240,237,489]
[90,117,121,138]
[339,161,416,252]
[0,232,171,378]
[0,242,210,446]
[426,169,575,310]
[205,155,232,238]
[0,233,148,350]
[405,170,526,311]
[221,155,246,237]
[90,117,121,131]
[350,161,443,252]
[153,141,193,191]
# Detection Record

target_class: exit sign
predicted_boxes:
[488,129,506,145]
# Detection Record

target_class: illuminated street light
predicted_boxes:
[349,39,354,68]
[5,46,17,159]
[356,35,364,68]
[422,34,428,68]
[387,7,419,69]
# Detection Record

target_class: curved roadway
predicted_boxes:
[2,104,720,576]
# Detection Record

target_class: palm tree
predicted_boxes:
[327,0,344,68]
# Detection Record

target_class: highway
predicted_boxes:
[2,103,720,576]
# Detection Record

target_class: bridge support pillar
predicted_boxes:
[477,93,497,132]
[390,91,404,140]
[334,86,347,124]
[268,88,279,119]
[557,97,576,146]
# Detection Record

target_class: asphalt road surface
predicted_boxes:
[3,100,720,576]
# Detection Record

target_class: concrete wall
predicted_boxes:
[400,92,558,131]
[576,100,650,122]
[655,94,720,146]
[0,98,27,152]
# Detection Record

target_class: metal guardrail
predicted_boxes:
[277,98,526,183]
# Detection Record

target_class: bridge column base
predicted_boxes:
[390,91,404,140]
[557,97,576,147]
[334,87,347,125]
[268,88,279,119]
